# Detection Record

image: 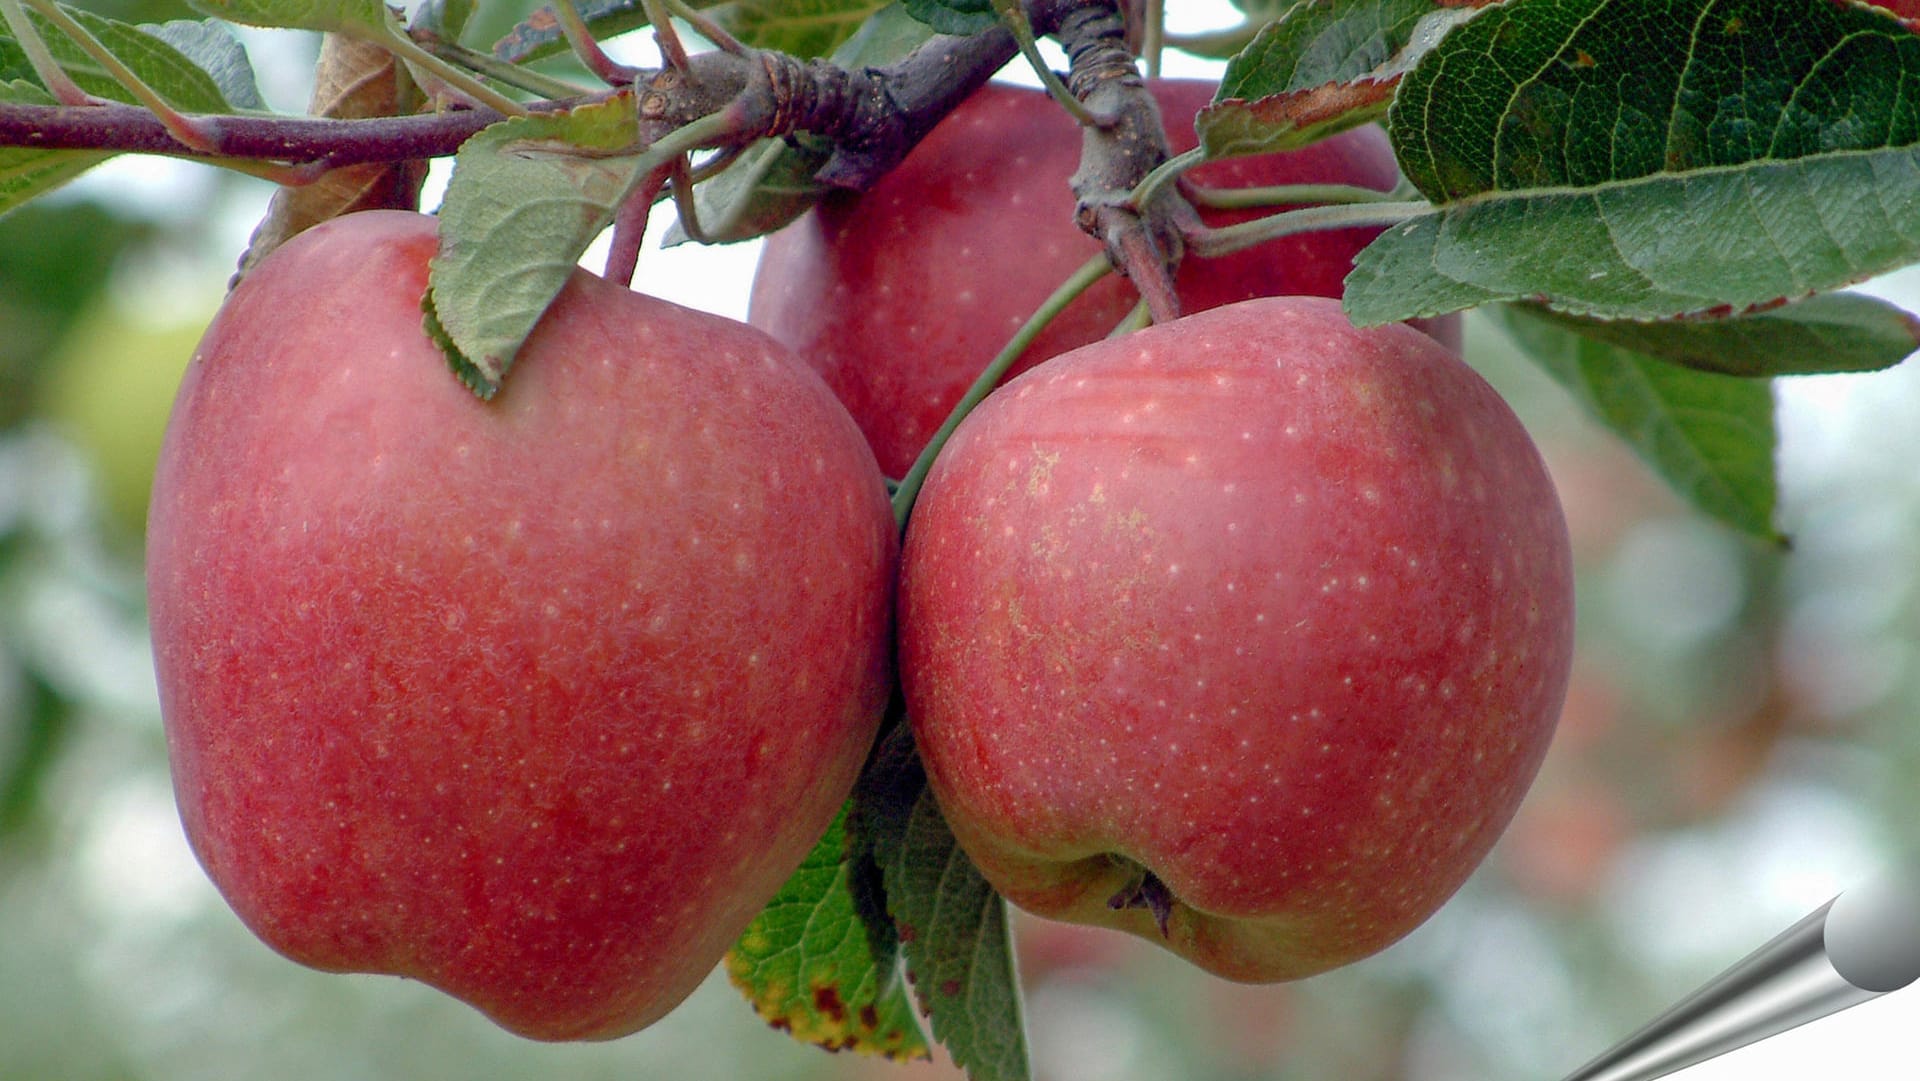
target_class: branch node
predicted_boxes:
[1054,0,1184,325]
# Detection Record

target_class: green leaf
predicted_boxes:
[0,80,110,217]
[1519,293,1920,378]
[898,0,993,36]
[666,3,936,246]
[713,0,893,58]
[411,0,477,44]
[1348,0,1920,325]
[1493,302,1781,539]
[1199,0,1478,156]
[725,804,930,1059]
[862,727,1030,1081]
[185,0,386,36]
[496,0,886,62]
[2,6,249,113]
[427,95,643,397]
[501,0,864,64]
[143,19,263,110]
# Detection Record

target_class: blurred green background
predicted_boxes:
[5,4,1920,1080]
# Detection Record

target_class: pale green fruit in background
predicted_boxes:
[39,300,211,533]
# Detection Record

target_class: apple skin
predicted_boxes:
[898,296,1573,982]
[749,80,1459,477]
[146,210,897,1040]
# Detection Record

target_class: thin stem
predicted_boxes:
[605,164,669,285]
[1106,297,1151,338]
[553,0,634,82]
[1186,181,1408,211]
[666,153,711,243]
[1129,145,1203,211]
[1164,23,1260,58]
[1113,221,1179,324]
[639,0,691,76]
[631,109,738,176]
[662,0,747,54]
[1185,200,1431,259]
[423,38,595,99]
[23,0,219,150]
[1141,0,1164,78]
[1,0,88,105]
[686,142,746,183]
[375,14,529,115]
[891,253,1113,530]
[993,0,1098,127]
[599,110,734,281]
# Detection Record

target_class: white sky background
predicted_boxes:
[46,1,1920,1078]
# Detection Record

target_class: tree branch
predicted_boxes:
[0,8,1052,186]
[0,99,518,169]
[1057,0,1187,324]
[0,0,1140,214]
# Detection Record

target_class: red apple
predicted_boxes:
[898,296,1573,981]
[749,79,1458,477]
[146,210,896,1040]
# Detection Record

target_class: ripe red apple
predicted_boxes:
[898,296,1573,981]
[146,210,896,1040]
[749,79,1459,477]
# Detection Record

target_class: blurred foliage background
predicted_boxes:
[4,3,1919,1080]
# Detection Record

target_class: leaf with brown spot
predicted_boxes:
[232,33,427,283]
[726,805,930,1061]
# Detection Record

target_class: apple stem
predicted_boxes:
[891,253,1114,530]
[1107,297,1151,339]
[1107,870,1177,937]
[1185,181,1412,211]
[1112,223,1183,324]
[605,164,670,286]
[665,155,713,244]
[1130,146,1204,210]
[1185,199,1432,260]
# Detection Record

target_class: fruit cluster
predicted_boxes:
[146,81,1575,1041]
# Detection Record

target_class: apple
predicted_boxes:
[898,296,1573,981]
[749,79,1459,477]
[146,210,897,1040]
